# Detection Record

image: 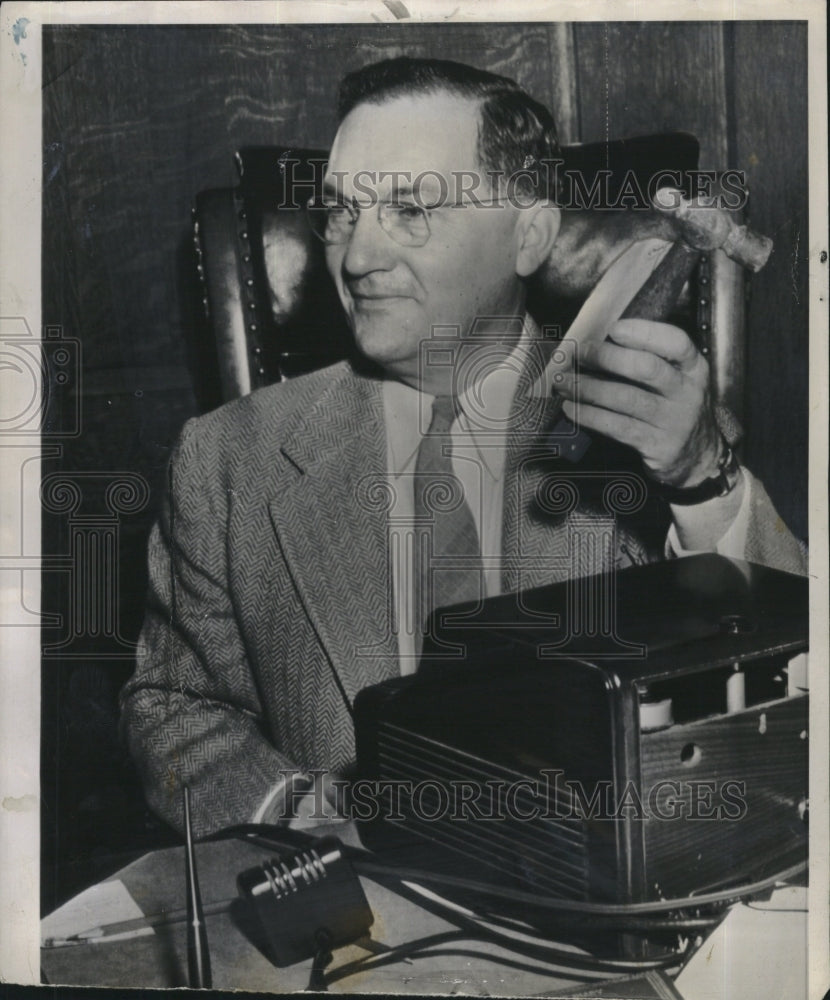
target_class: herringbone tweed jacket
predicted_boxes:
[120,358,806,836]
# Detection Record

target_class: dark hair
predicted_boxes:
[337,56,561,201]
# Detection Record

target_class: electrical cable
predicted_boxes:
[396,877,718,947]
[204,821,799,977]
[352,858,807,916]
[208,824,803,918]
[444,895,722,934]
[379,877,681,974]
[399,878,721,936]
[306,929,333,992]
[202,823,319,853]
[453,922,679,973]
[325,940,614,987]
[324,929,466,985]
[330,922,677,986]
[219,824,686,972]
[323,929,664,988]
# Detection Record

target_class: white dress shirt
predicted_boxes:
[383,330,527,673]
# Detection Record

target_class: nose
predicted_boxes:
[340,203,396,277]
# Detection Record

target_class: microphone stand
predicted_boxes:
[184,785,212,989]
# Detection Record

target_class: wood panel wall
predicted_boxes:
[731,21,809,536]
[40,20,810,906]
[571,21,809,537]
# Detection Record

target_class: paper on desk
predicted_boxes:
[674,886,807,1000]
[41,878,153,946]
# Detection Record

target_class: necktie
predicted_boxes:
[413,396,482,655]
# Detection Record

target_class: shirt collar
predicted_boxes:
[383,316,536,478]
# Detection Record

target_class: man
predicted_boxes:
[120,57,805,837]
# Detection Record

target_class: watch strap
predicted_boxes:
[656,439,741,506]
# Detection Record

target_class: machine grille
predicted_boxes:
[375,721,592,898]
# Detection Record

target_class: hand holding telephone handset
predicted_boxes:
[538,188,771,494]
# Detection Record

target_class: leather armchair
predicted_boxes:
[190,135,745,434]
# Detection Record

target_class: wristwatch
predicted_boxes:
[655,438,742,506]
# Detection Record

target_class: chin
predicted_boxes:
[351,313,424,372]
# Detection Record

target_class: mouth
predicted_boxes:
[350,292,412,309]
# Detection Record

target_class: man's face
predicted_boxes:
[324,92,526,391]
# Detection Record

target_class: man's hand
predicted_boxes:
[556,318,722,487]
[288,770,348,830]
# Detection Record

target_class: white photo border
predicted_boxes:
[0,0,826,994]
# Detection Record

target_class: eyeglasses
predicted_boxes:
[305,195,506,248]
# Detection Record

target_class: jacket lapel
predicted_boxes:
[501,332,657,594]
[268,366,399,706]
[502,335,575,593]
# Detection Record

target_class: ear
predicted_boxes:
[514,202,561,278]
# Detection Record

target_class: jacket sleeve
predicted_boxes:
[665,467,807,576]
[119,419,303,837]
[742,469,808,575]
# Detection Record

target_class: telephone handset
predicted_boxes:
[541,188,771,459]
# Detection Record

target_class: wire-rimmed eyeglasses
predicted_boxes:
[305,195,507,248]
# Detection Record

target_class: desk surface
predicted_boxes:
[41,825,685,995]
